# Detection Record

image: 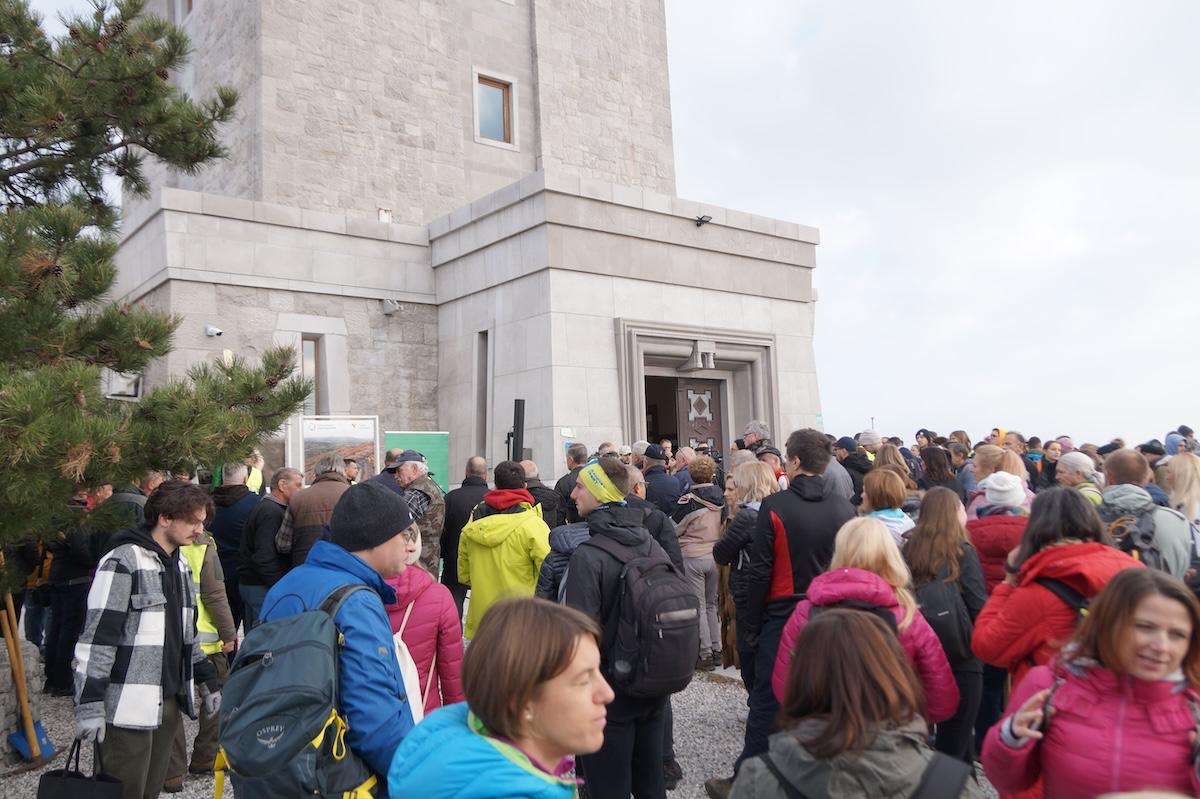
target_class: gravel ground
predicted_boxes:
[4,668,995,799]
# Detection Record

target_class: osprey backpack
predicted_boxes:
[216,584,380,799]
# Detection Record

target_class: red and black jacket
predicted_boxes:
[742,474,857,641]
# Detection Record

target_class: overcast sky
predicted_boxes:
[32,1,1200,449]
[665,1,1200,449]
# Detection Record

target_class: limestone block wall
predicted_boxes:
[531,0,676,194]
[137,281,437,437]
[258,0,539,223]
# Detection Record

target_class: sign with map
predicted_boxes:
[299,416,380,483]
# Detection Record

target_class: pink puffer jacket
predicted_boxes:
[983,662,1200,799]
[384,566,465,714]
[771,567,959,722]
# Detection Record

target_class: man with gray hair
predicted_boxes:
[554,442,591,526]
[742,420,773,453]
[238,466,304,628]
[277,454,350,569]
[395,450,446,577]
[631,440,651,469]
[209,461,260,633]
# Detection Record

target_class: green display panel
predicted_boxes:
[383,431,451,493]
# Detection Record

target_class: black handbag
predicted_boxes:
[37,739,123,799]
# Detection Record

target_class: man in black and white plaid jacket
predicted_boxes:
[73,480,221,798]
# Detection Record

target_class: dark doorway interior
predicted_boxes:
[644,376,679,450]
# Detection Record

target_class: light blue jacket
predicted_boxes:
[261,540,415,789]
[389,703,577,799]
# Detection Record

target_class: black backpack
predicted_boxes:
[914,564,974,665]
[583,535,700,698]
[1034,577,1090,625]
[1099,503,1166,571]
[810,598,900,637]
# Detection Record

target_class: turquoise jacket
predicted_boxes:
[388,703,577,799]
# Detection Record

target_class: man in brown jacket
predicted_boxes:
[275,455,352,568]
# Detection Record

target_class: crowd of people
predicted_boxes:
[7,421,1200,799]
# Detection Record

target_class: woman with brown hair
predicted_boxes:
[917,446,967,503]
[733,610,983,798]
[388,597,614,798]
[861,468,916,542]
[903,487,988,763]
[983,569,1200,798]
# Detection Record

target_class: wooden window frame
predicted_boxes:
[478,77,512,144]
[472,67,519,151]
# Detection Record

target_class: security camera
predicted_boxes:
[205,326,223,337]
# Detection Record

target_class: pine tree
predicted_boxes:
[0,0,311,564]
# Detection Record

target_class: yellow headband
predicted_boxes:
[579,462,625,505]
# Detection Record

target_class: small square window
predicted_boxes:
[477,76,512,144]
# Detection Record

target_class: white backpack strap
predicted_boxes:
[397,601,416,636]
[422,653,437,707]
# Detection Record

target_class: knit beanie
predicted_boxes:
[329,480,417,552]
[858,429,882,447]
[983,472,1025,508]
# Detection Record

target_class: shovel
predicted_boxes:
[1,590,54,764]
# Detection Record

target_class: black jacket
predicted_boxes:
[643,465,681,517]
[49,498,99,584]
[208,485,258,571]
[553,466,583,526]
[743,475,856,641]
[237,495,290,586]
[713,503,758,613]
[526,478,561,529]
[625,494,685,572]
[563,506,660,674]
[1035,459,1058,492]
[841,452,873,506]
[441,476,489,588]
[917,475,967,504]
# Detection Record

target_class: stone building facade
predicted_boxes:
[116,0,822,480]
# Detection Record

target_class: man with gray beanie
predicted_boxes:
[259,480,420,783]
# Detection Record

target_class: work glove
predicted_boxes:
[76,716,106,744]
[199,683,222,716]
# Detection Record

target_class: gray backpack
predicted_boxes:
[216,584,380,798]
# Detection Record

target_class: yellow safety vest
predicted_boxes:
[180,540,222,657]
[247,466,263,494]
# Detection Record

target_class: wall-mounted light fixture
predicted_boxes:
[695,214,713,227]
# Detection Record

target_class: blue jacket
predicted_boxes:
[388,703,577,799]
[261,540,415,788]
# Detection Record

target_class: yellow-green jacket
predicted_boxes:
[457,490,551,639]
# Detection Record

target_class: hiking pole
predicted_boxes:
[0,591,41,760]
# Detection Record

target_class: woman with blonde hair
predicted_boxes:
[967,448,1035,519]
[1168,452,1200,525]
[714,461,780,687]
[770,517,959,722]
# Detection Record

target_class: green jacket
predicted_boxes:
[730,719,986,799]
[457,493,551,639]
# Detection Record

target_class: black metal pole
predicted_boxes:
[512,399,525,462]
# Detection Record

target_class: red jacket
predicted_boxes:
[384,566,465,714]
[972,543,1142,685]
[966,512,1028,594]
[771,567,959,722]
[983,662,1200,799]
